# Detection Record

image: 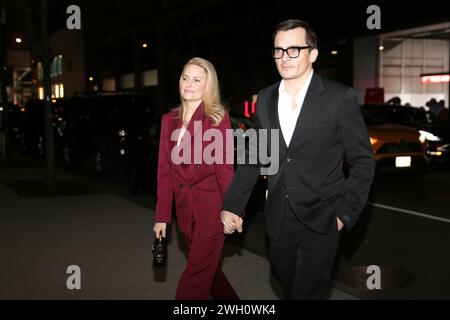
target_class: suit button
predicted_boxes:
[286,156,292,162]
[179,184,183,189]
[195,164,200,168]
[281,184,286,190]
[285,194,289,199]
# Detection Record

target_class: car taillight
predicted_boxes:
[370,137,378,145]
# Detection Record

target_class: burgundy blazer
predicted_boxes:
[155,103,234,240]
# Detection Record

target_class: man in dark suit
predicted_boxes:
[221,19,376,299]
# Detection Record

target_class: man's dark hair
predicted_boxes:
[273,19,318,50]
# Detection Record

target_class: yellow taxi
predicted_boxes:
[362,107,429,174]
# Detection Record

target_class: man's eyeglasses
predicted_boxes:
[272,46,312,59]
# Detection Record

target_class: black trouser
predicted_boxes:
[269,204,340,300]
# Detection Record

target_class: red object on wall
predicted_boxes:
[365,88,385,104]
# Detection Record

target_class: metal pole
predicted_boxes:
[40,0,55,189]
[0,0,7,159]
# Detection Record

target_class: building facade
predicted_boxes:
[354,22,450,108]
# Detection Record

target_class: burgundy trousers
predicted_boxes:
[175,223,239,300]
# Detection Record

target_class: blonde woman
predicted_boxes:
[153,57,239,300]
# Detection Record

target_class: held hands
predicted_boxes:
[153,222,167,238]
[221,210,243,234]
[336,217,344,231]
[220,213,343,233]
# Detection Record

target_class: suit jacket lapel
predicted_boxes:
[178,102,205,150]
[266,84,288,154]
[288,72,325,151]
[175,103,205,182]
[169,113,181,151]
[168,113,189,182]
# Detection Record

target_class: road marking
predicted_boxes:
[368,202,450,224]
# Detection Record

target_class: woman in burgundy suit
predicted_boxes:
[153,57,239,300]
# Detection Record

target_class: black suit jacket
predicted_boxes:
[223,72,376,239]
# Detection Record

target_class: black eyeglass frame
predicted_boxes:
[272,46,312,59]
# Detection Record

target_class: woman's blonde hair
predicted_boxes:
[178,57,225,126]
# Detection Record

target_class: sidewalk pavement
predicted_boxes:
[0,161,357,300]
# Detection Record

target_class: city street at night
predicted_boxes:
[1,153,450,299]
[1,0,449,305]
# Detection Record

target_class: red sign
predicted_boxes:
[421,74,450,84]
[244,100,256,118]
[365,88,385,104]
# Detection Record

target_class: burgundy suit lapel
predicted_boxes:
[171,103,205,182]
[167,111,189,181]
[178,102,205,151]
[169,112,182,150]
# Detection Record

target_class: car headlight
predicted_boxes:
[437,144,449,152]
[419,130,442,143]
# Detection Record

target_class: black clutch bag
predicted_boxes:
[152,236,167,267]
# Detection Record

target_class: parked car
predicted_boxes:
[55,93,161,195]
[6,103,25,148]
[361,106,429,174]
[21,99,61,157]
[364,104,450,162]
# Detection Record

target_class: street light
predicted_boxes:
[15,37,22,44]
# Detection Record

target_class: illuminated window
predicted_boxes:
[38,87,44,100]
[51,55,64,77]
[37,63,43,81]
[58,55,63,75]
[55,84,60,98]
[421,74,450,84]
[51,58,56,77]
[53,83,64,98]
[103,78,116,91]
